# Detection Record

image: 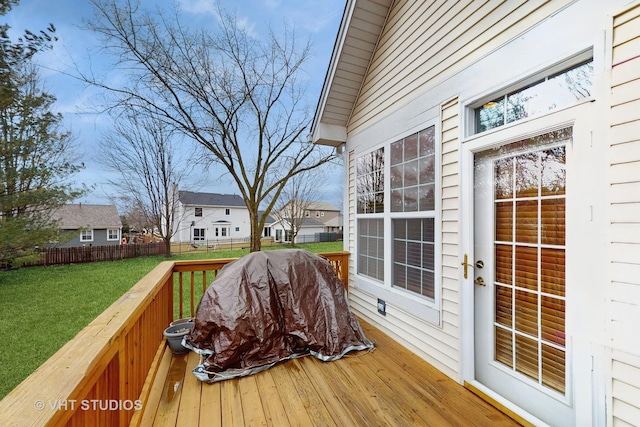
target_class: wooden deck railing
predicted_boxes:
[0,251,349,427]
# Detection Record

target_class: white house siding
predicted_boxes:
[348,0,574,135]
[347,150,356,287]
[610,3,640,424]
[173,205,251,243]
[439,97,461,365]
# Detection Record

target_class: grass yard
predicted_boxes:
[0,241,343,399]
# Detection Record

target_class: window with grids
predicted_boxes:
[356,148,384,281]
[80,229,93,242]
[393,218,435,299]
[195,207,203,217]
[493,128,569,394]
[356,126,437,300]
[390,128,435,212]
[390,126,436,299]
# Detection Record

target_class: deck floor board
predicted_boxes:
[139,320,521,426]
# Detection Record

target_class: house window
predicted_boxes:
[80,229,93,242]
[474,59,593,134]
[193,228,205,241]
[356,125,437,302]
[225,208,230,215]
[357,148,384,213]
[393,218,435,298]
[235,227,240,232]
[195,207,202,217]
[358,218,384,281]
[315,211,321,217]
[305,210,310,217]
[264,227,271,237]
[107,229,119,241]
[221,228,227,237]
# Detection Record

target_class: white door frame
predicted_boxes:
[459,102,599,426]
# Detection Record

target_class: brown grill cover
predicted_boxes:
[183,249,374,382]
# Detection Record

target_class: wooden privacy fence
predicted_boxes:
[26,243,168,267]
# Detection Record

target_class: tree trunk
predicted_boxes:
[248,208,262,252]
[163,237,172,257]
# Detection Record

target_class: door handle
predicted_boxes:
[474,277,486,287]
[462,254,484,279]
[461,254,473,279]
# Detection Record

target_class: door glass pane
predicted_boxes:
[491,130,568,395]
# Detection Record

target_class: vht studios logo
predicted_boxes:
[34,399,143,411]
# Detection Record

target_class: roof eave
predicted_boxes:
[310,0,355,146]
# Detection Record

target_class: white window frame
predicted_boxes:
[107,229,119,241]
[80,229,93,242]
[353,121,441,325]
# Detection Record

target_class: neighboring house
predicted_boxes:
[172,191,250,244]
[311,1,640,426]
[271,200,342,242]
[259,211,276,239]
[50,204,122,247]
[304,201,343,233]
[270,217,326,244]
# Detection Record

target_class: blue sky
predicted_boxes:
[5,0,345,207]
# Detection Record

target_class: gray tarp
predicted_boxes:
[183,249,374,382]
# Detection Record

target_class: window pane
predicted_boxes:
[476,97,505,133]
[391,140,403,165]
[419,155,435,184]
[392,218,435,300]
[418,185,435,211]
[357,218,384,281]
[404,133,418,160]
[356,148,385,214]
[390,126,435,213]
[475,61,592,134]
[419,128,435,156]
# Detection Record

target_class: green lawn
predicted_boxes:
[0,241,343,399]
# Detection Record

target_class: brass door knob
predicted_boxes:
[474,277,486,287]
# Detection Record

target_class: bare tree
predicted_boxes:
[82,0,335,252]
[99,111,194,255]
[271,169,323,246]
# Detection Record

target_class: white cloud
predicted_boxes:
[176,0,218,16]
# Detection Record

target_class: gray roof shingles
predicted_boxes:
[178,191,246,207]
[52,204,122,229]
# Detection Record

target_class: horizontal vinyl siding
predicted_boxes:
[610,1,640,354]
[610,3,640,425]
[348,150,356,288]
[611,350,640,426]
[348,0,573,134]
[440,98,461,347]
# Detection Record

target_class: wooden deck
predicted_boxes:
[139,320,521,426]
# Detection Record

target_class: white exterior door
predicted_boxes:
[473,128,574,427]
